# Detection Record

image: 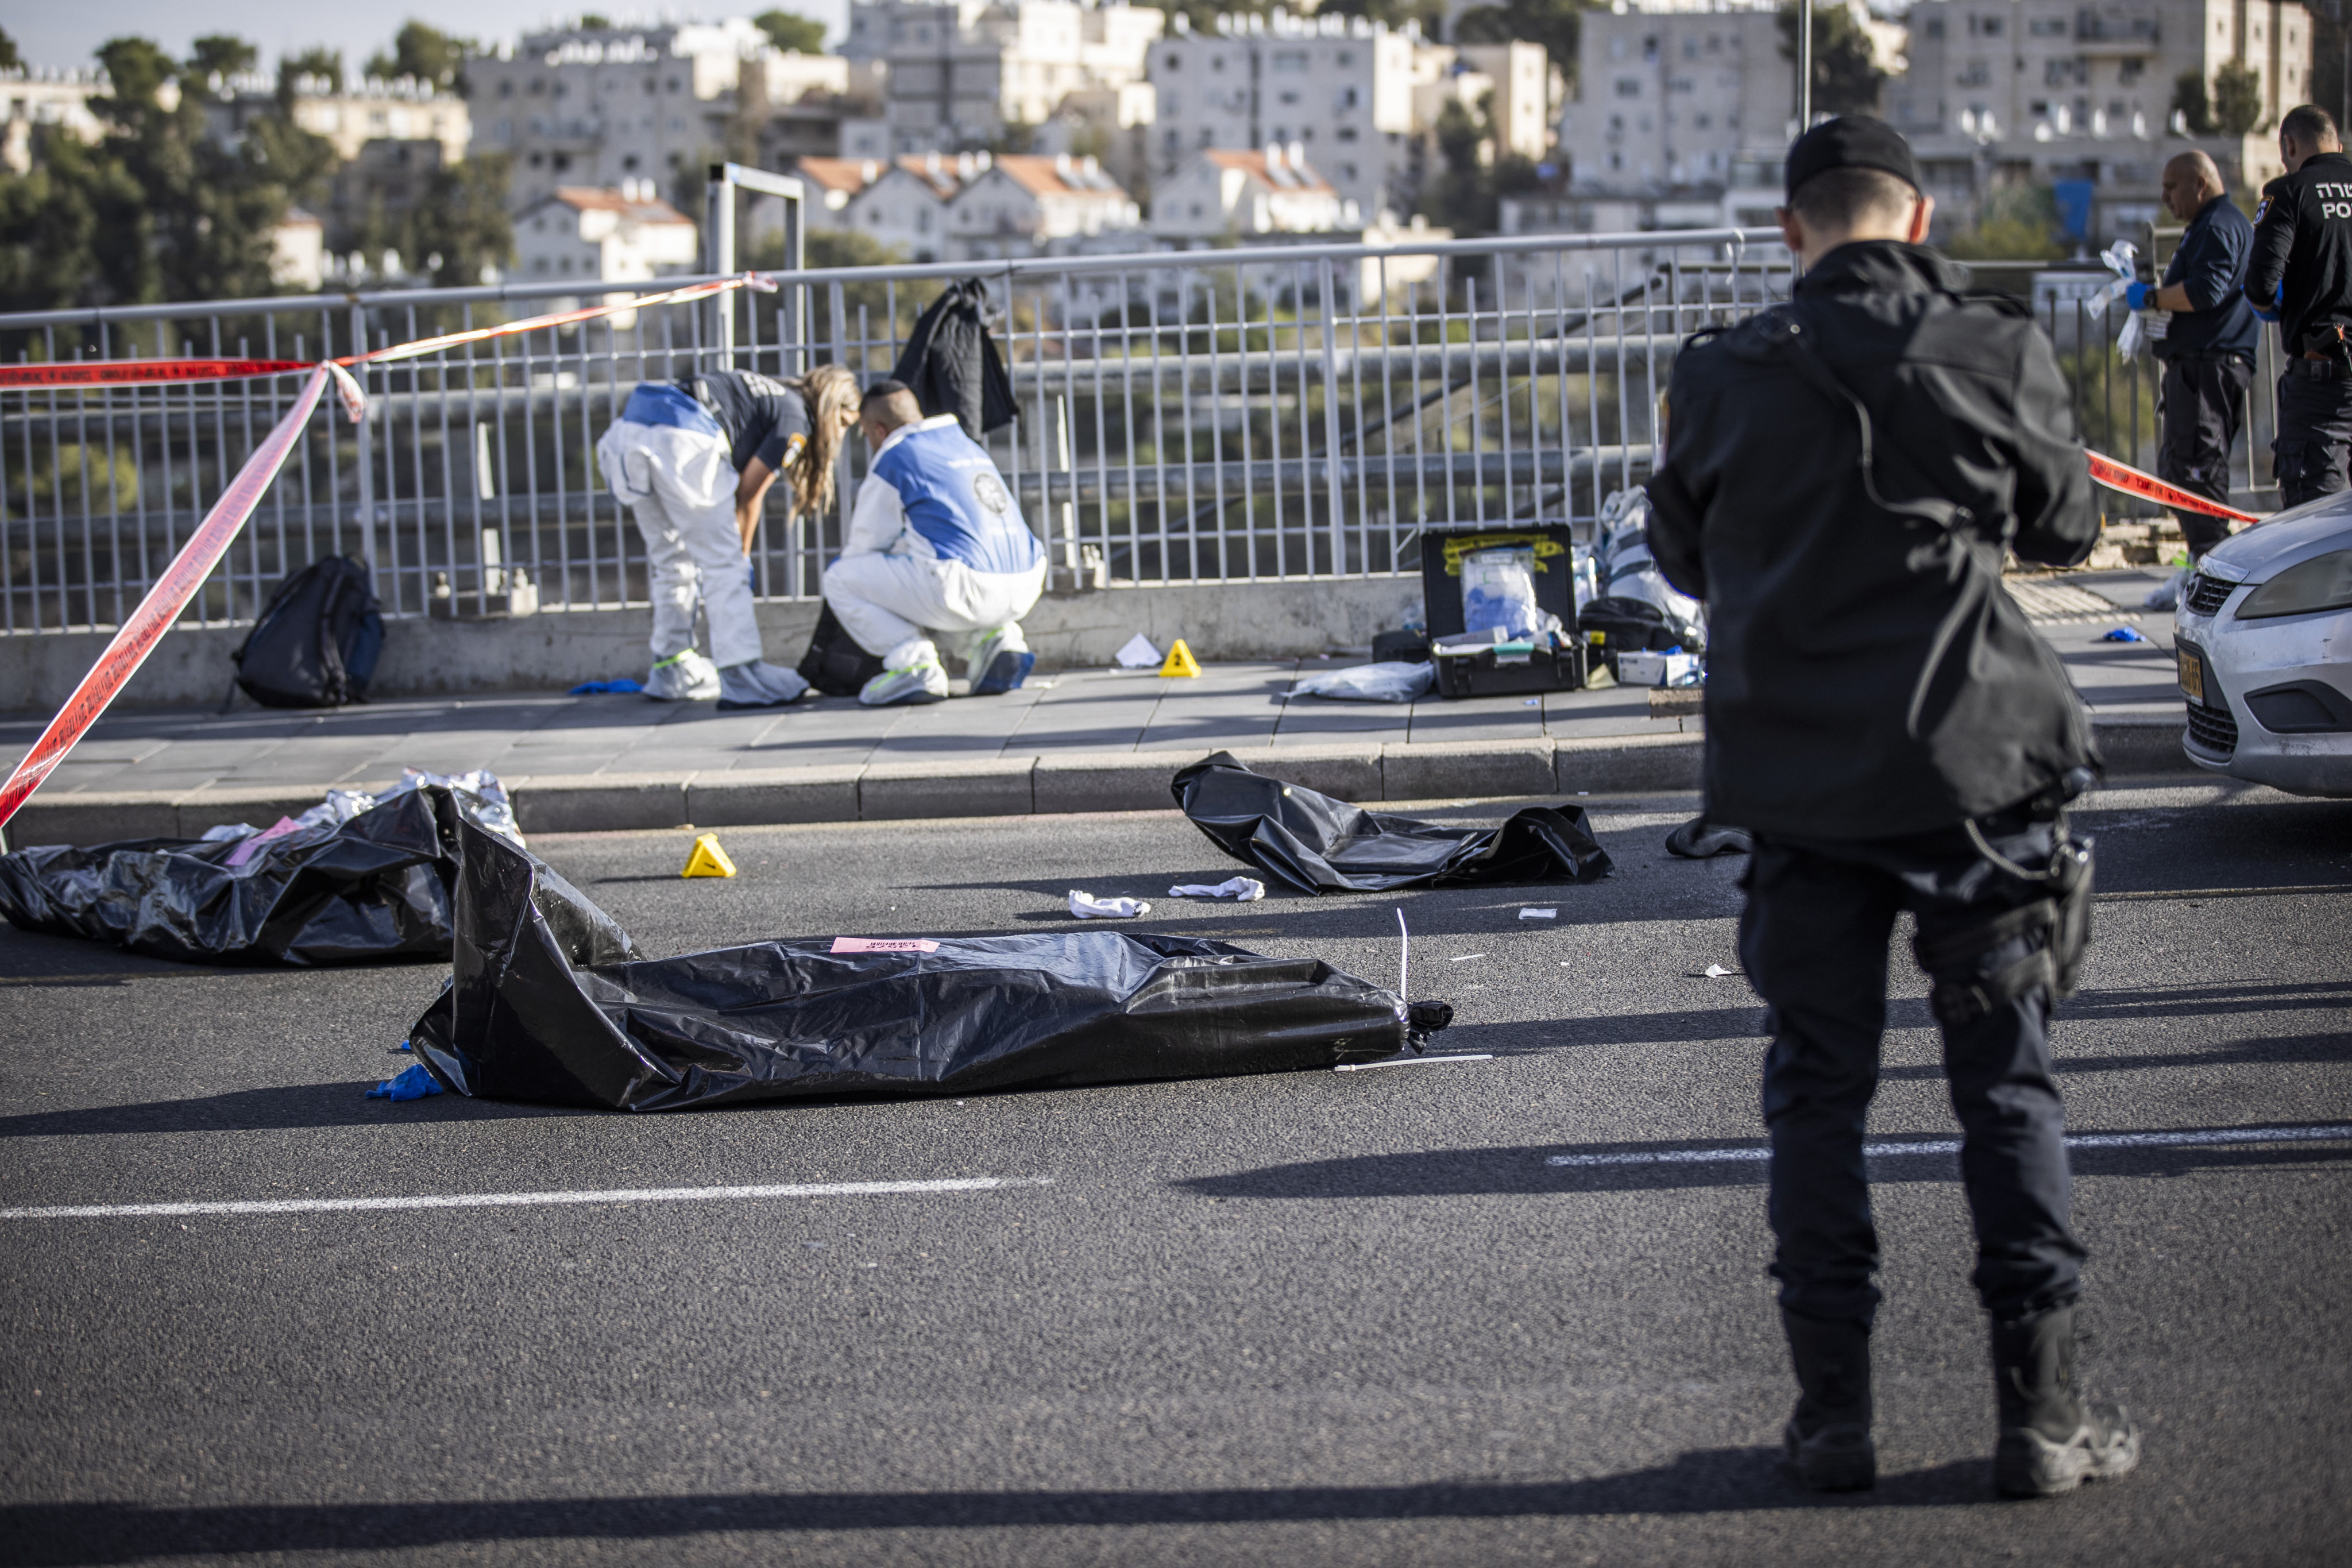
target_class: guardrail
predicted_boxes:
[0,228,2231,638]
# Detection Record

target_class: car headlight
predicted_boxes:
[2236,549,2352,619]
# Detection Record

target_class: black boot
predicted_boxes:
[1991,1304,2141,1498]
[1781,1308,1876,1491]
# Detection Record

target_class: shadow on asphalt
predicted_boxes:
[0,1454,1999,1562]
[1175,1133,2352,1198]
[1884,1030,2352,1081]
[0,1082,586,1138]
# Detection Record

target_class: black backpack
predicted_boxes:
[795,601,886,698]
[231,555,385,708]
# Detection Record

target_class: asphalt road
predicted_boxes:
[2,780,2348,1567]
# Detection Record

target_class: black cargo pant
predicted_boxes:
[2157,350,2252,557]
[2273,360,2352,509]
[1738,805,2086,1331]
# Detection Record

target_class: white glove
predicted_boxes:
[1167,877,1266,901]
[1069,890,1151,919]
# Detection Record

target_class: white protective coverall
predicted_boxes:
[824,414,1047,672]
[594,384,767,669]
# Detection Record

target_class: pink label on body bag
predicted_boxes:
[830,937,940,953]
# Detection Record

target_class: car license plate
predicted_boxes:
[2177,646,2204,704]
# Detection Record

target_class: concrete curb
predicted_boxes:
[7,720,2198,845]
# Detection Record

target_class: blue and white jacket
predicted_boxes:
[843,415,1044,575]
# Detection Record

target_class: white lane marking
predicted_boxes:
[0,1176,1051,1222]
[1335,1054,1497,1072]
[1545,1123,2352,1169]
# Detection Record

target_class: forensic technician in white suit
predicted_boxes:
[825,380,1046,706]
[595,364,860,707]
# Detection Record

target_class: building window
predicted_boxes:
[1616,78,1642,98]
[1273,50,1308,72]
[2119,57,2145,85]
[2030,17,2067,36]
[1925,18,1945,38]
[1163,52,1181,69]
[1338,125,1358,141]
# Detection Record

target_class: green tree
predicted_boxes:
[754,9,828,53]
[185,34,259,96]
[2213,59,2265,136]
[242,112,339,210]
[1776,1,1887,117]
[278,46,345,102]
[2172,68,2217,134]
[365,21,473,88]
[1452,0,1582,81]
[1416,91,1539,237]
[0,27,21,71]
[0,133,134,312]
[1943,184,2064,262]
[411,153,513,287]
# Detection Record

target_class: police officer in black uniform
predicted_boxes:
[2246,104,2352,505]
[2137,150,2259,558]
[1644,118,2141,1500]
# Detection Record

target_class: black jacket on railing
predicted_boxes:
[891,277,1017,439]
[1644,241,2101,840]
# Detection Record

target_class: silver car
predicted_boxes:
[2173,504,2352,797]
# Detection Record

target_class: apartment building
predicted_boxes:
[1555,2,1797,199]
[841,0,1163,155]
[1149,145,1354,238]
[512,181,701,285]
[1,67,115,175]
[203,74,472,165]
[948,152,1142,258]
[1897,0,2314,240]
[469,20,866,212]
[1147,11,1419,226]
[845,154,970,261]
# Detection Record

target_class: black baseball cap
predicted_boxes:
[1783,115,1921,202]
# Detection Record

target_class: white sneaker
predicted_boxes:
[717,660,811,710]
[968,626,1036,696]
[859,656,950,706]
[644,648,721,701]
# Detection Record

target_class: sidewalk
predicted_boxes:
[2,570,2192,843]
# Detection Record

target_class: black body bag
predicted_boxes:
[1170,752,1613,894]
[406,801,1439,1110]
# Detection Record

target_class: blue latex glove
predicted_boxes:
[2125,280,2156,311]
[2253,280,2284,322]
[367,1063,445,1101]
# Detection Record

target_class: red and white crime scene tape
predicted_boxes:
[0,275,775,832]
[2085,451,2263,524]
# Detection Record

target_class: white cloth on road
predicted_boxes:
[1068,890,1151,919]
[596,416,764,669]
[1168,877,1266,901]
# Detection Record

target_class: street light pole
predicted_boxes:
[1797,0,1814,130]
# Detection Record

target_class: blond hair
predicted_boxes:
[782,363,860,521]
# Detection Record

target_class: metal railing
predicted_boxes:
[1,228,2215,638]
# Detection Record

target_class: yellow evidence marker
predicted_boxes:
[1158,639,1203,678]
[681,832,737,878]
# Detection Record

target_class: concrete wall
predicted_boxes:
[0,577,1422,714]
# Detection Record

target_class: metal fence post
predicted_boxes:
[1317,256,1347,575]
[349,299,378,581]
